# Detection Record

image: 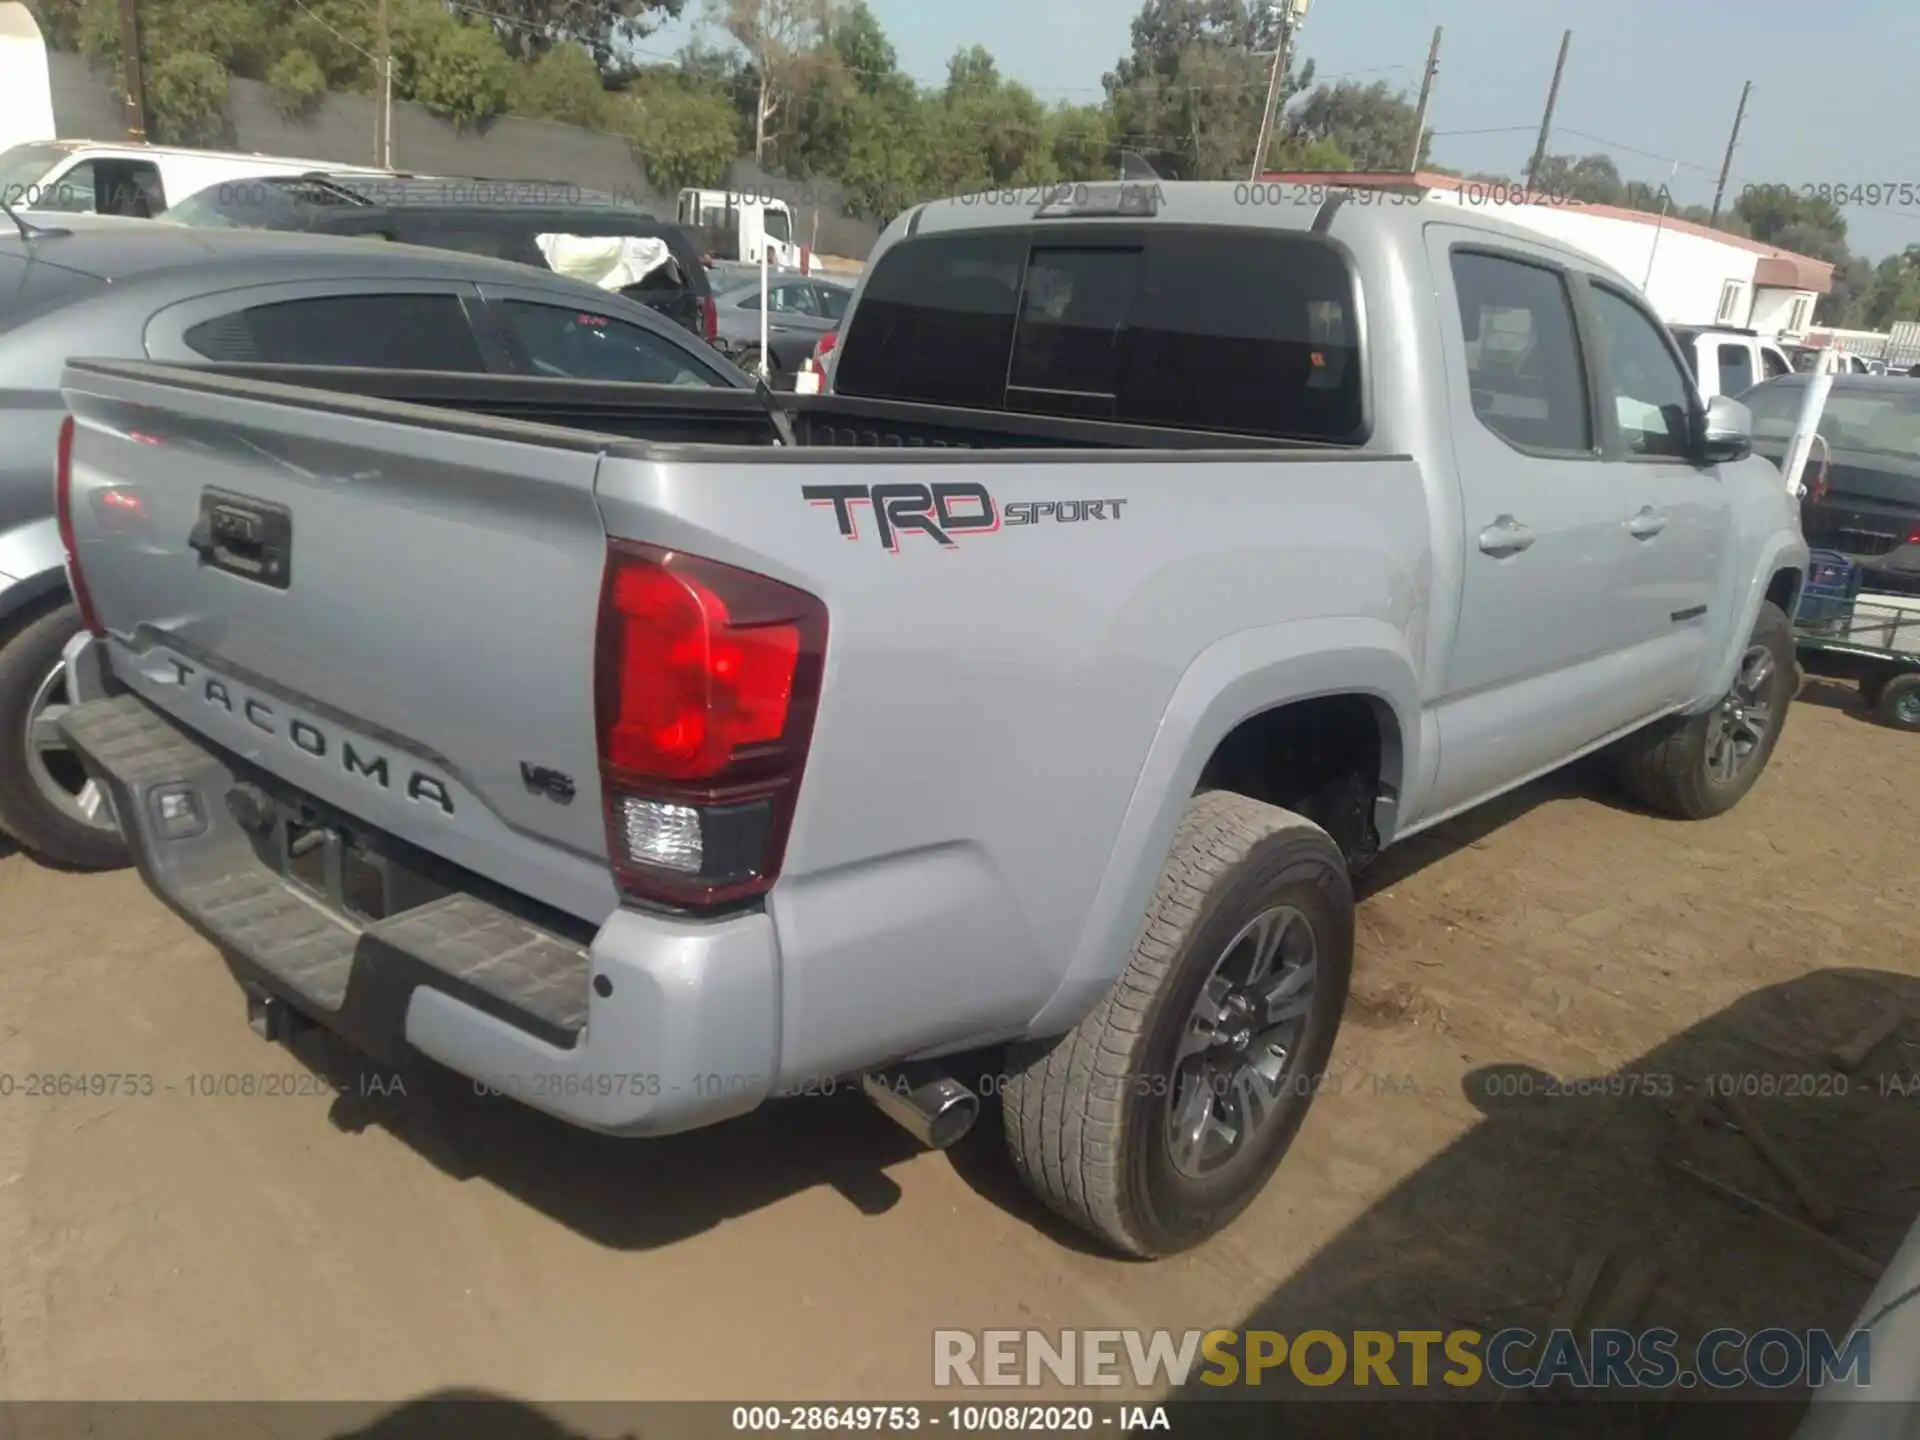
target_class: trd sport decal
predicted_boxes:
[802,482,1127,552]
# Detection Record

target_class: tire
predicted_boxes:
[1875,674,1920,732]
[1614,601,1796,821]
[0,600,128,869]
[1001,791,1353,1258]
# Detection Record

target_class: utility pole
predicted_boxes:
[1524,29,1571,194]
[1250,0,1310,182]
[1407,26,1441,171]
[375,0,392,168]
[117,0,146,142]
[1708,80,1752,228]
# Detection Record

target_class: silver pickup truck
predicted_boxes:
[52,183,1809,1257]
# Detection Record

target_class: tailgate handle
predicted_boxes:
[191,492,292,590]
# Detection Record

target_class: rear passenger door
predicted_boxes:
[145,282,492,372]
[1423,232,1641,819]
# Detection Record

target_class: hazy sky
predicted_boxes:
[648,0,1920,262]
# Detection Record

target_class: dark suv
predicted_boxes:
[162,174,719,345]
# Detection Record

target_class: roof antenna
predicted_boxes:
[1,195,69,242]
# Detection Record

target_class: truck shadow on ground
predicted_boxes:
[323,1389,643,1440]
[1165,966,1920,1440]
[277,1013,934,1250]
[259,758,1692,1256]
[1794,677,1884,727]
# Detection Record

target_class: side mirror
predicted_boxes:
[1694,395,1753,465]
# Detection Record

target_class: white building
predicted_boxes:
[1263,170,1835,342]
[0,3,55,154]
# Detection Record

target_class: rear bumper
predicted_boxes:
[57,666,780,1138]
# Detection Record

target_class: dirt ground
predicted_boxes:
[0,677,1916,1424]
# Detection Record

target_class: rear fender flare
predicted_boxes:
[1699,532,1810,707]
[0,519,70,632]
[1025,617,1424,1037]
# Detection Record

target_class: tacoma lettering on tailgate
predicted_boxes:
[163,657,456,815]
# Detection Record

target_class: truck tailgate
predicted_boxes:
[61,362,620,923]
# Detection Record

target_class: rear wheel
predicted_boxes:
[1875,674,1920,732]
[735,346,774,384]
[1614,602,1796,820]
[1001,791,1353,1258]
[0,600,127,869]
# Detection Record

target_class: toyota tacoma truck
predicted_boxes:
[52,183,1808,1258]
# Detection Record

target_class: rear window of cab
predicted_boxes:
[831,226,1363,443]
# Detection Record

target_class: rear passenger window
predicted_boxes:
[834,229,1362,441]
[1451,252,1592,454]
[1718,343,1755,397]
[184,293,486,370]
[499,301,723,386]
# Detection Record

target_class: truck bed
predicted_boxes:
[154,362,1305,453]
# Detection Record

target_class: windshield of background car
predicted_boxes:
[1746,385,1920,460]
[0,143,72,205]
[164,178,369,229]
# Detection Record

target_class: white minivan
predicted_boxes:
[0,140,389,219]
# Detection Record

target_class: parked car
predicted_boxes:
[708,270,852,384]
[0,215,750,869]
[51,183,1805,1258]
[0,140,389,218]
[1667,324,1795,400]
[1745,374,1920,594]
[160,172,719,345]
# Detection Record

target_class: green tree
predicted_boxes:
[1104,0,1308,180]
[713,0,841,164]
[614,71,741,191]
[487,0,686,72]
[267,48,329,120]
[1532,152,1627,204]
[1282,79,1424,171]
[1047,103,1115,181]
[405,15,515,127]
[1861,247,1920,330]
[1736,186,1848,251]
[509,41,611,126]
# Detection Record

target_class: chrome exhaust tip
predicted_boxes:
[864,1068,980,1150]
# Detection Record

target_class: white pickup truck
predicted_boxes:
[1670,325,1796,401]
[53,183,1809,1257]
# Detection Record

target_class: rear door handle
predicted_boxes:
[1627,507,1668,540]
[1477,516,1536,557]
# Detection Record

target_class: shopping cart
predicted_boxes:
[1792,550,1920,730]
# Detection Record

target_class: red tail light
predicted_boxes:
[55,416,104,637]
[1906,524,1920,546]
[594,541,827,909]
[700,295,718,344]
